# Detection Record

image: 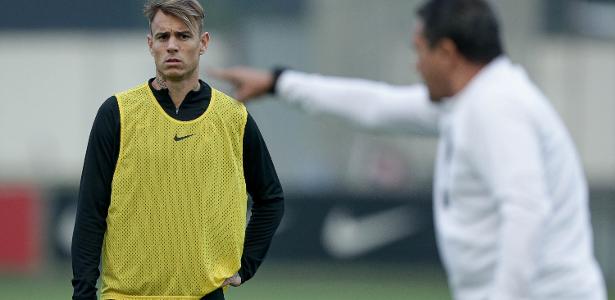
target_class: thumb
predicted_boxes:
[221,277,232,287]
[236,89,251,102]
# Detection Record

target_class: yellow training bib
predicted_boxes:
[100,83,248,299]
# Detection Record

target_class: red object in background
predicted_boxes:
[0,184,41,273]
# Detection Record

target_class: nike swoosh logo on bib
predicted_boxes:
[174,134,195,142]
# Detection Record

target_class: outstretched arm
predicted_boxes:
[211,68,440,136]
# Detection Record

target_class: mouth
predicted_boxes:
[165,58,182,64]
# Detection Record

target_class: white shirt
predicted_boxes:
[277,57,606,300]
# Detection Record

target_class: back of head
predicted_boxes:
[144,0,205,34]
[416,0,504,64]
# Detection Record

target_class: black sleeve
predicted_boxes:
[71,97,120,300]
[238,113,285,282]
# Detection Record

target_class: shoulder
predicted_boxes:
[212,88,247,116]
[97,96,119,118]
[91,96,120,136]
[463,66,540,118]
[212,88,245,107]
[456,85,531,136]
[115,82,151,100]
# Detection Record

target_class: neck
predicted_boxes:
[154,73,201,109]
[449,62,485,97]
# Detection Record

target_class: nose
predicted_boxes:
[167,36,179,53]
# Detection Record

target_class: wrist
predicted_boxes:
[268,67,287,95]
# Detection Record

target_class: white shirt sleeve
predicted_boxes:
[276,70,441,136]
[464,97,550,300]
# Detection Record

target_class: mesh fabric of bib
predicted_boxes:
[101,83,248,300]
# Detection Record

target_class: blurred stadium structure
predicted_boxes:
[0,0,614,298]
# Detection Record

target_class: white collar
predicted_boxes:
[439,55,512,112]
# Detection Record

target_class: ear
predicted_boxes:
[147,34,154,56]
[199,32,210,55]
[437,38,459,64]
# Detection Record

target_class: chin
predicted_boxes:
[161,71,184,81]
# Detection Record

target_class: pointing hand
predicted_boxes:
[209,67,274,102]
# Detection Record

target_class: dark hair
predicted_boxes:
[416,0,504,64]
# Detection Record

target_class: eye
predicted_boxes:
[180,33,191,40]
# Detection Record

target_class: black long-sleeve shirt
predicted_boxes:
[71,79,284,300]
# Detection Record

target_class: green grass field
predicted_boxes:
[2,262,449,300]
[1,262,611,299]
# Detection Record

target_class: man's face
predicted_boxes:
[147,11,209,82]
[413,22,453,102]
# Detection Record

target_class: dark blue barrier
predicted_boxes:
[48,188,439,263]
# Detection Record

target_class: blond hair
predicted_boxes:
[144,0,205,34]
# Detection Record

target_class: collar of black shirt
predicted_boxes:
[147,78,213,120]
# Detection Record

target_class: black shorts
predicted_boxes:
[200,288,224,300]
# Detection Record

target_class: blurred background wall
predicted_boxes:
[0,0,613,298]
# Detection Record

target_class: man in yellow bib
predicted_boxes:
[71,1,285,299]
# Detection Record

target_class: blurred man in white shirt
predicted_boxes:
[211,0,607,299]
